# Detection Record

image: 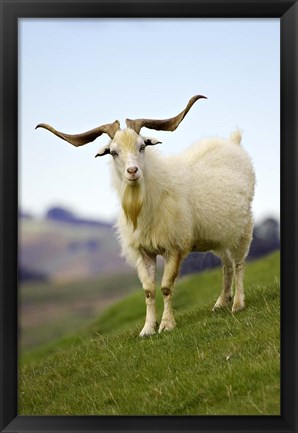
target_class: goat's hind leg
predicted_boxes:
[232,262,245,312]
[213,250,234,311]
[230,223,253,313]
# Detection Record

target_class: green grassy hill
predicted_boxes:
[19,251,280,415]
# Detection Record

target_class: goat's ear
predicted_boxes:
[144,137,162,146]
[95,145,111,158]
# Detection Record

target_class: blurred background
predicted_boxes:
[19,18,280,354]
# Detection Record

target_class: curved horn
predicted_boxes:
[35,120,120,146]
[125,95,207,134]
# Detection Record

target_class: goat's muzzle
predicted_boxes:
[126,166,140,183]
[127,166,138,174]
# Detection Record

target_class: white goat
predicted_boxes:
[36,95,255,336]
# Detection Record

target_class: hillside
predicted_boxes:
[19,252,280,416]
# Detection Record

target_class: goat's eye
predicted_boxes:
[139,145,146,152]
[110,151,118,157]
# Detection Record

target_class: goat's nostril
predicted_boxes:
[127,166,138,174]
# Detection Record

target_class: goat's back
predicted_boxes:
[170,133,255,247]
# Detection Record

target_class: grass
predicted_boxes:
[19,251,280,415]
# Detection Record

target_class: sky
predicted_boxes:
[19,18,280,224]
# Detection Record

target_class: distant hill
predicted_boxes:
[18,267,48,283]
[19,207,127,283]
[45,206,113,229]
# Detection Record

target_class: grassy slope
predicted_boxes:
[19,252,280,415]
[20,272,140,352]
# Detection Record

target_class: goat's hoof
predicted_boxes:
[158,320,176,333]
[212,296,232,311]
[139,325,156,337]
[212,302,223,311]
[232,300,245,313]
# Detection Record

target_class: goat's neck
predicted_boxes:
[142,164,168,214]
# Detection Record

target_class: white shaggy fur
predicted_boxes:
[108,128,255,336]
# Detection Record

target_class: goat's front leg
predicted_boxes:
[137,254,157,337]
[159,252,182,333]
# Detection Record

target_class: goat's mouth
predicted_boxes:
[126,175,141,184]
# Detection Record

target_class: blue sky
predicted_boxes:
[19,18,280,223]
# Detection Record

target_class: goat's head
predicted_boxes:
[101,127,161,185]
[36,95,206,226]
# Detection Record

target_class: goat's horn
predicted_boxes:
[125,95,207,134]
[35,120,120,146]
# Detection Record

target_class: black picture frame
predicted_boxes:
[0,1,297,432]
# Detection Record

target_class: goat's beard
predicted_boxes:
[122,183,144,231]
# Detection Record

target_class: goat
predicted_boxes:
[36,95,255,336]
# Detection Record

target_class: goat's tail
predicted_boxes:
[229,129,242,145]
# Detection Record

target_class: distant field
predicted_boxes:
[19,252,280,415]
[19,217,128,281]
